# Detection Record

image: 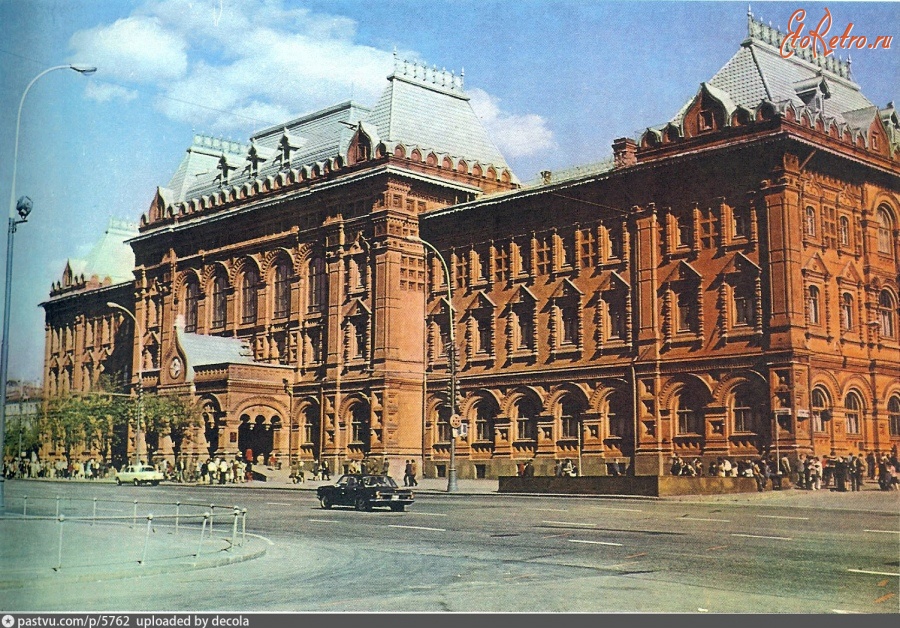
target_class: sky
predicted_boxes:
[0,0,898,385]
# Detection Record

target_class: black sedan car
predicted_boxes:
[317,474,414,512]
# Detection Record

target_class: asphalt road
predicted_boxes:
[2,480,898,613]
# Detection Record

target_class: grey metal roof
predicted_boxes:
[367,61,509,168]
[67,218,138,285]
[175,326,256,381]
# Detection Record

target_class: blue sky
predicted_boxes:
[0,0,898,384]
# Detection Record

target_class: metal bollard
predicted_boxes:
[241,508,247,546]
[22,495,27,517]
[140,514,154,565]
[92,498,97,526]
[231,508,241,548]
[194,513,210,563]
[209,504,215,534]
[133,500,138,527]
[55,515,65,571]
[175,502,181,535]
[55,495,60,518]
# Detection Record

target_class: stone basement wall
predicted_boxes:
[498,475,760,497]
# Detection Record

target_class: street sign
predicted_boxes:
[449,414,462,428]
[796,408,810,418]
[458,422,468,437]
[774,409,791,416]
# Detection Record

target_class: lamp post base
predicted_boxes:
[447,468,459,492]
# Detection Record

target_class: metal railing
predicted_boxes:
[1,494,250,571]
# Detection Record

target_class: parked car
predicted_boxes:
[317,474,414,511]
[116,464,164,486]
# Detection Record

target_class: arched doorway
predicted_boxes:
[238,413,277,464]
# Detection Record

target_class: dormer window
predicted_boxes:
[699,110,714,131]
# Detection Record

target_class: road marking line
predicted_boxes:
[706,545,729,551]
[388,524,446,532]
[832,610,861,614]
[624,552,647,559]
[594,507,643,513]
[308,519,341,523]
[409,512,448,517]
[243,532,275,546]
[874,592,896,604]
[569,539,623,547]
[543,520,596,527]
[756,515,809,521]
[877,579,889,587]
[265,502,291,506]
[864,529,900,534]
[731,533,792,541]
[680,517,730,523]
[533,508,569,512]
[847,569,900,577]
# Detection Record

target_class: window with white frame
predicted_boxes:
[844,392,862,434]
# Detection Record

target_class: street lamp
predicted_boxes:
[407,235,458,492]
[107,303,142,466]
[0,63,96,511]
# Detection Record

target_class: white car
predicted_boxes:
[116,464,164,486]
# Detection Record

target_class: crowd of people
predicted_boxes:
[669,446,900,492]
[3,454,110,480]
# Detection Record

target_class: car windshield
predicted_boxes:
[362,475,397,488]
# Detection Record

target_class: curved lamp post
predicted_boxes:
[0,64,96,511]
[407,235,458,492]
[107,303,142,466]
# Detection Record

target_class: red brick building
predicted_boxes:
[42,16,900,476]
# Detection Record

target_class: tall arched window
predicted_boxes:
[839,216,850,246]
[436,405,452,442]
[675,389,703,434]
[889,396,900,436]
[242,267,259,324]
[844,391,862,434]
[731,385,760,433]
[475,400,498,443]
[184,277,200,333]
[877,206,895,254]
[879,290,896,337]
[805,206,817,236]
[273,261,292,319]
[350,403,370,451]
[308,257,326,312]
[211,272,228,328]
[811,387,830,432]
[840,293,854,330]
[560,397,583,440]
[808,285,821,325]
[514,397,540,441]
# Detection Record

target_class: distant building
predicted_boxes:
[42,14,899,476]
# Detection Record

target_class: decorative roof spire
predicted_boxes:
[747,12,853,80]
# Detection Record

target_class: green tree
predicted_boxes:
[142,394,202,466]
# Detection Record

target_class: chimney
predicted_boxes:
[612,137,637,169]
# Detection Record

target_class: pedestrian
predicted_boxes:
[382,459,390,477]
[404,460,413,486]
[834,456,848,492]
[524,459,535,477]
[516,461,526,477]
[866,451,876,481]
[409,459,418,486]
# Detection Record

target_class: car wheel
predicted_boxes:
[355,496,371,512]
[133,479,140,486]
[151,481,159,486]
[116,478,122,486]
[390,504,405,512]
[319,495,332,509]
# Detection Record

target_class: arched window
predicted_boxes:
[606,391,631,439]
[877,206,895,254]
[514,397,540,442]
[302,406,320,450]
[184,277,200,333]
[350,403,370,450]
[308,257,326,312]
[839,216,850,247]
[242,267,259,324]
[436,405,451,442]
[273,261,292,319]
[677,289,698,333]
[675,388,703,435]
[475,401,497,442]
[733,282,755,327]
[805,206,816,237]
[889,396,900,436]
[808,285,821,325]
[211,272,227,329]
[731,385,760,433]
[840,293,854,330]
[879,290,896,337]
[607,292,626,339]
[811,387,830,432]
[560,397,583,440]
[844,392,862,434]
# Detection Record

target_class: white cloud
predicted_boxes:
[67,0,553,158]
[469,88,556,158]
[84,81,138,103]
[69,15,188,83]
